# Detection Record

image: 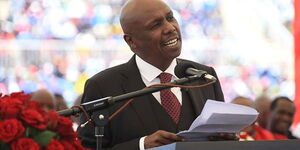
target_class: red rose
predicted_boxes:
[11,138,40,150]
[73,138,89,150]
[60,139,90,150]
[46,111,59,130]
[20,109,46,130]
[10,92,31,103]
[0,119,25,142]
[60,140,76,150]
[56,116,76,139]
[45,139,64,150]
[0,97,24,119]
[26,101,47,116]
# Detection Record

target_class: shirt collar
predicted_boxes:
[135,55,178,82]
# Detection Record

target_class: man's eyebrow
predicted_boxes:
[146,17,163,26]
[145,10,173,26]
[167,10,173,16]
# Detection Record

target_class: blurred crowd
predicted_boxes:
[0,0,295,105]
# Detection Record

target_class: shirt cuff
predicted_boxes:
[139,136,147,150]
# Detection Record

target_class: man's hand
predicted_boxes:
[144,130,182,149]
[208,133,239,141]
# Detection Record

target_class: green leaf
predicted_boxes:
[27,127,40,137]
[33,130,57,146]
[0,141,10,150]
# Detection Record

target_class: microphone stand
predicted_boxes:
[58,74,206,150]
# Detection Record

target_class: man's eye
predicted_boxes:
[151,22,161,29]
[167,15,174,21]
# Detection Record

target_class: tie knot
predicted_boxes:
[159,72,172,83]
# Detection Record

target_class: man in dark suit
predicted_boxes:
[78,0,233,149]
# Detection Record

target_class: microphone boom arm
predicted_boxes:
[57,75,204,117]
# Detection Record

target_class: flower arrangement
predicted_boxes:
[0,92,90,150]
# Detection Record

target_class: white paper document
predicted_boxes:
[177,100,259,141]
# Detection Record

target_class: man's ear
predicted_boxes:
[124,34,137,51]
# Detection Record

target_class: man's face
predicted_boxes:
[128,0,182,66]
[271,100,295,134]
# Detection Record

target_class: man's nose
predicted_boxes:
[281,113,293,123]
[163,22,176,34]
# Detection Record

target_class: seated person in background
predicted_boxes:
[30,89,56,112]
[232,96,274,141]
[267,96,298,139]
[54,93,68,111]
[254,96,271,129]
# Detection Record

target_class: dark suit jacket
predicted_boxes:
[77,55,224,150]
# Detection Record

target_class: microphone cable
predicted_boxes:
[108,79,216,121]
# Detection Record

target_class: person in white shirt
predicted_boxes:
[78,0,236,149]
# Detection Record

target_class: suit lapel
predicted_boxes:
[120,56,159,134]
[184,83,205,116]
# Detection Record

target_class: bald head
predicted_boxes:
[254,96,271,128]
[232,96,256,135]
[120,0,169,34]
[231,96,254,108]
[255,96,271,112]
[31,89,56,112]
[120,0,137,34]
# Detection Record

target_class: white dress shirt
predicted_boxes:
[135,55,182,150]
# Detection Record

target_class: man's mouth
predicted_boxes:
[163,38,178,47]
[277,121,290,130]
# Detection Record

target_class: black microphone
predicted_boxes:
[175,62,217,81]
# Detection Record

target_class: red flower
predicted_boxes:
[46,111,59,130]
[0,119,25,142]
[45,139,64,150]
[20,109,46,130]
[56,116,76,139]
[0,92,89,150]
[11,137,40,150]
[73,138,90,150]
[10,92,31,103]
[60,139,91,150]
[27,101,47,116]
[0,97,24,119]
[60,140,76,150]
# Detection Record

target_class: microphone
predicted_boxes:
[175,62,217,81]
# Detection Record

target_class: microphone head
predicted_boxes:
[175,62,195,78]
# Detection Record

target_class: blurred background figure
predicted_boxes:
[54,93,68,111]
[254,96,272,129]
[30,89,56,112]
[268,96,298,139]
[232,96,274,141]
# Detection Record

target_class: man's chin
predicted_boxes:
[276,127,289,135]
